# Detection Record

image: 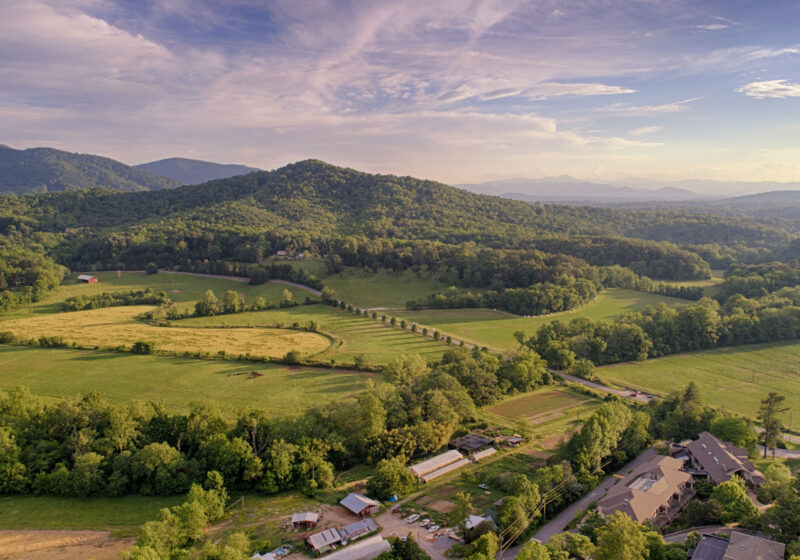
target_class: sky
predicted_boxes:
[2,0,800,187]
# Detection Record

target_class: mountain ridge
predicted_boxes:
[135,157,261,185]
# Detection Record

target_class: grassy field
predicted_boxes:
[2,270,318,320]
[666,268,726,297]
[322,268,453,308]
[0,346,371,419]
[1,305,330,359]
[395,288,688,350]
[596,340,800,419]
[178,304,448,364]
[0,495,183,533]
[486,390,590,421]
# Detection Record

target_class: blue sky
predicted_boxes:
[2,0,800,187]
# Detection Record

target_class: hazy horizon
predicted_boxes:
[3,1,800,189]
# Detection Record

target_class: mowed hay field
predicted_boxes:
[179,304,448,364]
[395,288,689,350]
[0,346,371,419]
[596,341,800,419]
[1,305,331,359]
[487,389,590,422]
[321,268,454,308]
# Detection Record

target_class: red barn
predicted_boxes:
[77,274,98,284]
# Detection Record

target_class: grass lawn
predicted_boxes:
[178,304,448,364]
[1,270,318,320]
[0,346,371,420]
[395,288,689,350]
[486,390,589,421]
[322,268,454,309]
[665,269,726,298]
[0,494,183,534]
[1,305,330,359]
[595,340,800,419]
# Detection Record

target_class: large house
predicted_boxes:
[597,455,695,528]
[678,431,765,488]
[692,532,785,560]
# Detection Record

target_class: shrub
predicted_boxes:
[131,341,156,355]
[145,262,159,275]
[284,350,302,364]
[0,331,15,344]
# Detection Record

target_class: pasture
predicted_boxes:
[2,270,318,320]
[1,305,330,359]
[0,346,370,419]
[322,268,454,308]
[596,341,800,419]
[486,390,590,422]
[395,288,688,350]
[178,304,448,364]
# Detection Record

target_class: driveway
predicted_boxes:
[376,507,450,560]
[501,448,660,558]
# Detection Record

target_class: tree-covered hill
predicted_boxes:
[134,157,260,185]
[0,145,180,194]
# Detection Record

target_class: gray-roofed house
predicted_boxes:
[292,512,320,529]
[340,493,380,517]
[597,455,695,528]
[307,528,342,555]
[723,532,784,560]
[339,518,378,542]
[691,534,730,560]
[320,534,391,560]
[685,432,765,488]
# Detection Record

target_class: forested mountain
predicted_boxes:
[0,160,794,278]
[0,145,180,194]
[135,157,260,185]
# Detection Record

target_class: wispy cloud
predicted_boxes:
[737,79,800,99]
[599,97,703,115]
[695,24,728,31]
[629,126,663,136]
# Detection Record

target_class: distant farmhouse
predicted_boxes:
[598,455,695,528]
[77,274,98,284]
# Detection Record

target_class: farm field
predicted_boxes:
[666,268,726,297]
[0,495,182,533]
[322,268,454,308]
[179,304,448,364]
[395,288,689,350]
[1,270,318,320]
[0,305,330,359]
[0,346,371,419]
[596,340,800,419]
[486,390,590,422]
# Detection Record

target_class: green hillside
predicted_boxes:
[0,145,179,194]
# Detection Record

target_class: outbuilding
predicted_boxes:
[292,512,320,529]
[340,493,380,517]
[77,274,98,284]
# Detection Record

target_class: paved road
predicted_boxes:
[501,448,659,558]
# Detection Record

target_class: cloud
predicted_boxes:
[523,82,636,100]
[736,79,800,99]
[694,24,728,31]
[599,97,703,115]
[629,126,663,136]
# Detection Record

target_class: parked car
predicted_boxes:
[406,514,420,524]
[478,483,489,490]
[428,525,440,533]
[419,519,431,527]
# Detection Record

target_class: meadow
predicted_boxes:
[321,267,454,308]
[0,346,371,419]
[595,340,800,419]
[1,305,331,359]
[179,303,448,364]
[395,288,689,350]
[486,390,590,422]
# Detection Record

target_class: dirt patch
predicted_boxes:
[169,289,181,294]
[0,530,134,560]
[433,485,458,499]
[428,500,456,514]
[416,496,435,506]
[539,432,572,451]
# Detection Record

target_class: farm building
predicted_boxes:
[504,435,523,447]
[597,455,695,528]
[307,528,343,555]
[77,274,98,284]
[449,434,493,455]
[408,449,471,483]
[340,493,380,517]
[677,431,765,488]
[320,535,391,560]
[292,511,320,529]
[339,518,378,541]
[465,515,494,530]
[470,447,496,462]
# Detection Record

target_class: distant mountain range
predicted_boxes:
[135,157,260,185]
[0,145,179,195]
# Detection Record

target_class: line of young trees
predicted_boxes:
[62,288,171,311]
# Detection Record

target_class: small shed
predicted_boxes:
[449,434,494,455]
[292,511,320,529]
[77,274,98,284]
[340,493,380,517]
[506,435,523,447]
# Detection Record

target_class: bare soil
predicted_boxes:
[428,500,455,514]
[0,530,134,560]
